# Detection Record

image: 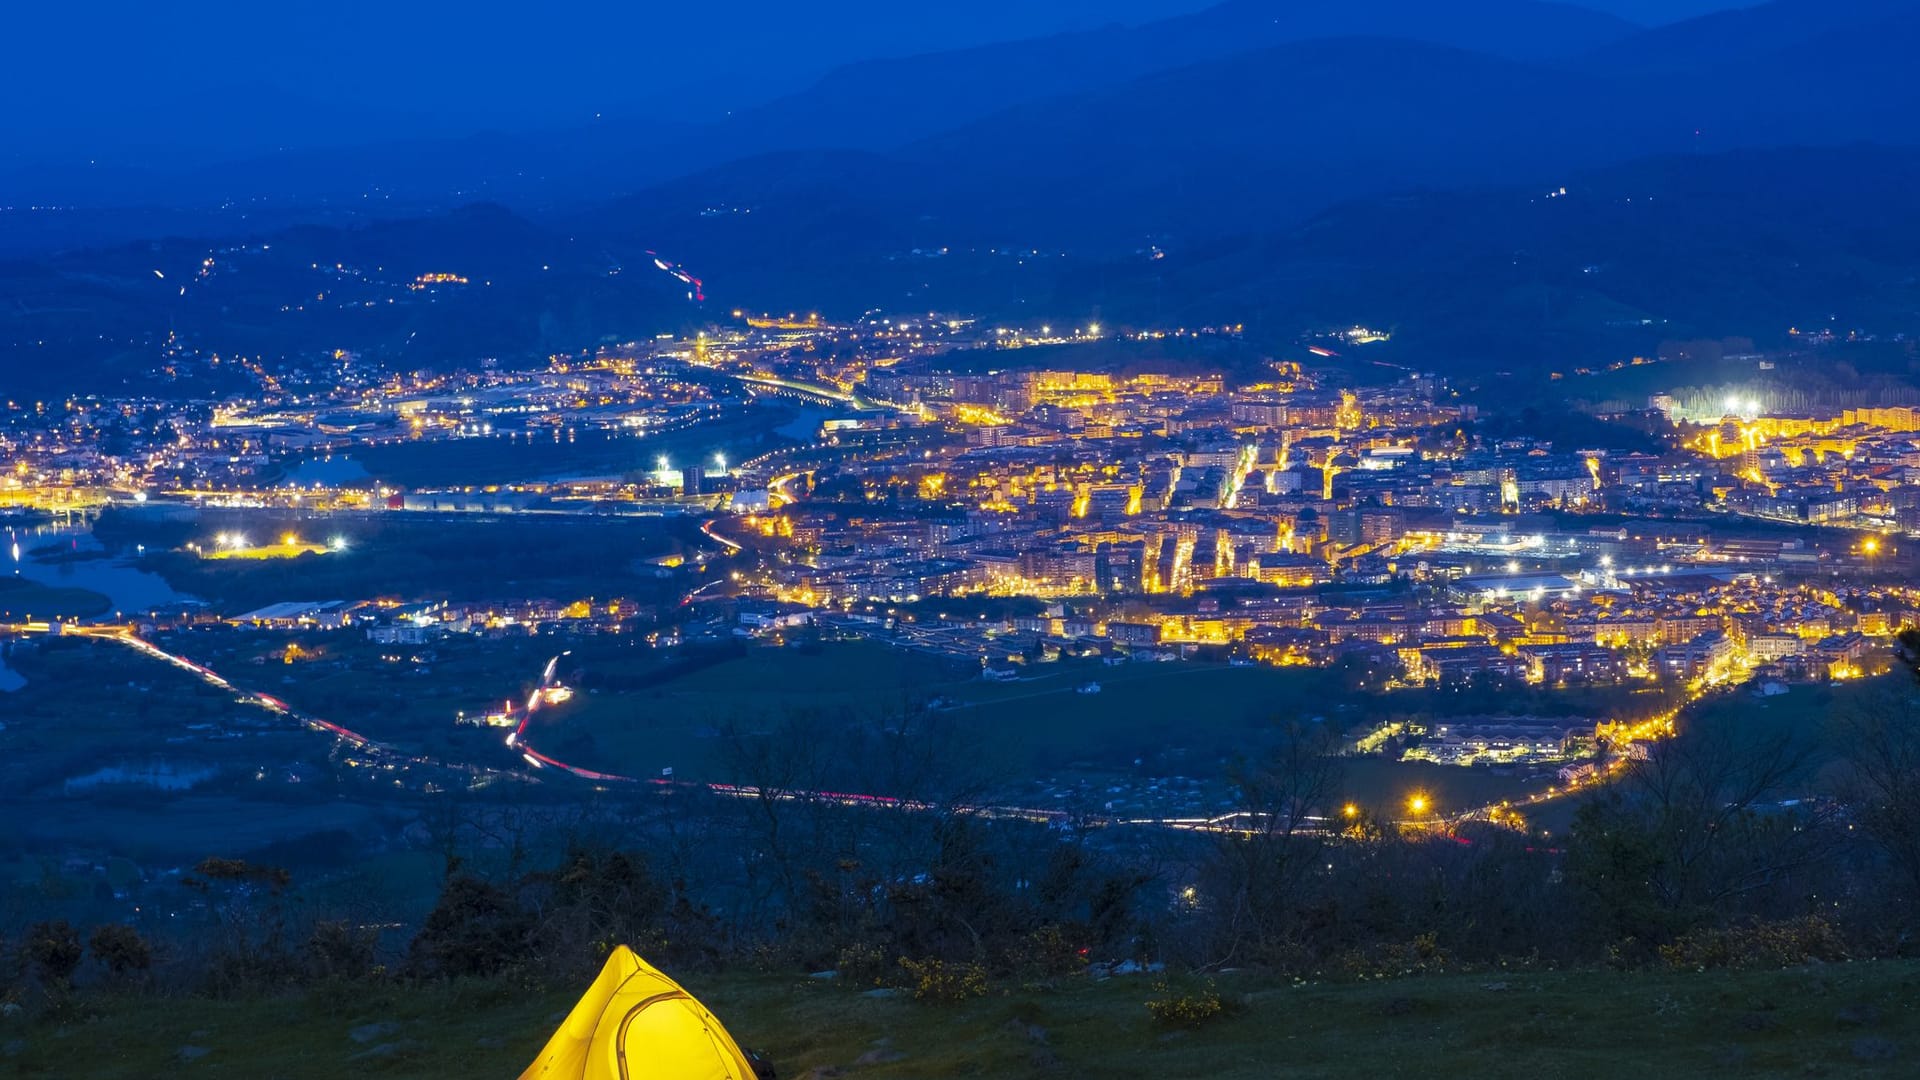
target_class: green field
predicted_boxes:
[512,642,1547,813]
[0,638,287,787]
[175,630,580,754]
[0,577,112,619]
[0,636,390,929]
[17,960,1920,1079]
[1687,678,1887,744]
[99,510,692,612]
[109,629,1774,823]
[529,643,1308,778]
[132,633,1598,813]
[324,405,801,488]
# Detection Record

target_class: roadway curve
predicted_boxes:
[11,623,1659,837]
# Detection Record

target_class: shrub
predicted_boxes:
[1658,916,1849,971]
[88,924,153,978]
[1338,932,1450,979]
[1146,981,1229,1028]
[1005,924,1087,978]
[190,857,291,893]
[24,921,85,988]
[306,919,379,981]
[409,875,533,978]
[898,956,989,1003]
[836,942,890,986]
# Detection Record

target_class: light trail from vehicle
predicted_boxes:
[0,621,1697,841]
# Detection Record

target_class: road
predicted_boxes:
[732,373,887,412]
[5,619,1697,839]
[700,518,743,552]
[4,622,513,784]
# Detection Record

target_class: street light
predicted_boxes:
[1407,793,1431,816]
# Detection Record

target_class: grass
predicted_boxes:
[174,629,575,752]
[1688,677,1884,745]
[0,638,282,781]
[15,961,1920,1079]
[551,645,1555,806]
[0,576,113,619]
[527,641,962,778]
[561,644,1325,775]
[330,406,800,488]
[200,541,335,561]
[543,644,1311,780]
[192,636,1570,815]
[116,511,688,613]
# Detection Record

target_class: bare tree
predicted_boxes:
[1568,720,1835,950]
[1835,682,1920,923]
[1202,717,1345,968]
[719,708,837,923]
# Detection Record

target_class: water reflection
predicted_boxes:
[6,520,199,618]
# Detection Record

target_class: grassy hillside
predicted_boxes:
[14,961,1920,1079]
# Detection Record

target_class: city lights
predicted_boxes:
[11,8,1920,1054]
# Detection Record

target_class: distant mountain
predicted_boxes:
[8,0,1920,397]
[1578,0,1915,71]
[703,0,1639,163]
[585,0,1920,288]
[892,37,1652,237]
[0,0,1638,220]
[9,141,1919,400]
[1684,3,1920,150]
[1064,143,1920,377]
[582,141,1920,378]
[0,206,693,398]
[1573,0,1764,22]
[584,38,1666,264]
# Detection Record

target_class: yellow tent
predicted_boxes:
[519,946,760,1080]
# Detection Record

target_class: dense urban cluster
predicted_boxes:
[6,314,1914,777]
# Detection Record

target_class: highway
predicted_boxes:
[497,653,1474,835]
[731,373,889,412]
[699,518,743,552]
[5,621,513,784]
[4,619,1695,839]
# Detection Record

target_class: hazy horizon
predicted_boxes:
[3,0,1759,173]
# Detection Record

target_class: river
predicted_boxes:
[6,521,199,619]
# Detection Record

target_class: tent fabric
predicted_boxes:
[520,946,759,1080]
